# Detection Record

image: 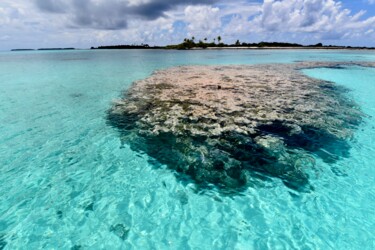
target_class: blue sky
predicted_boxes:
[0,0,374,50]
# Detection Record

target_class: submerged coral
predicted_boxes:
[107,62,370,192]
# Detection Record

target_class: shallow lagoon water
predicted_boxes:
[0,49,375,249]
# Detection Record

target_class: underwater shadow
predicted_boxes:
[107,111,357,194]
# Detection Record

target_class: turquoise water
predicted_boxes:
[0,49,374,249]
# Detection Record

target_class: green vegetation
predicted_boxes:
[165,37,312,50]
[92,44,159,49]
[88,38,374,51]
[165,37,375,50]
[11,49,35,51]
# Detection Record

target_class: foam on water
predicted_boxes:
[0,50,374,249]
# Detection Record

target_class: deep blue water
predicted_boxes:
[0,49,374,249]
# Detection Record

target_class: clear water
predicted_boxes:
[0,49,374,249]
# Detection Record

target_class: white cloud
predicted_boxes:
[184,5,221,37]
[124,16,176,44]
[224,15,251,37]
[0,35,11,41]
[248,0,375,41]
[127,0,152,6]
[217,1,261,17]
[1,0,375,49]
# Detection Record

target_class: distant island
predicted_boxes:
[37,48,75,51]
[11,38,375,52]
[91,37,375,50]
[91,44,163,49]
[11,48,75,51]
[10,49,35,51]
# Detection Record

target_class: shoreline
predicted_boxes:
[193,46,375,50]
[6,47,375,52]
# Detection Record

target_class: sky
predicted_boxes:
[0,0,375,50]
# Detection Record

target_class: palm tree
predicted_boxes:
[191,36,195,42]
[217,36,222,44]
[204,37,207,42]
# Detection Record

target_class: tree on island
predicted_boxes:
[90,39,367,50]
[217,36,224,47]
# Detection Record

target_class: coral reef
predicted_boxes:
[108,62,371,192]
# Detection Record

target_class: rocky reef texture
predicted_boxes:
[108,62,371,192]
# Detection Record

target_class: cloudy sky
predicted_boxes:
[0,0,375,50]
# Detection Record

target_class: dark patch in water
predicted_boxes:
[331,166,349,177]
[57,210,63,219]
[175,190,189,205]
[0,234,6,250]
[108,106,359,194]
[257,122,352,162]
[85,202,94,212]
[70,93,84,98]
[110,224,130,240]
[61,58,89,61]
[324,65,347,70]
[108,112,334,193]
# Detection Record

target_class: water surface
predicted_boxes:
[0,49,374,249]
